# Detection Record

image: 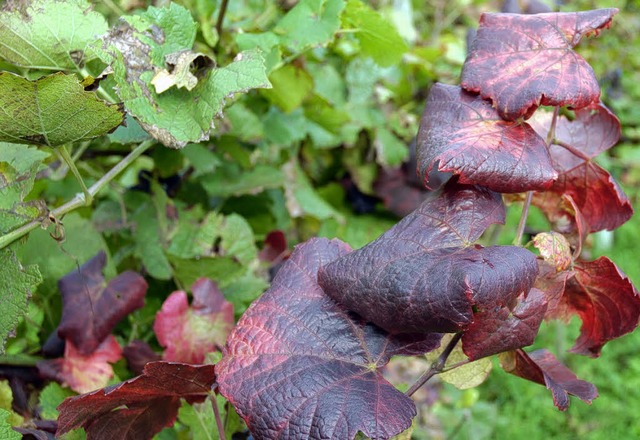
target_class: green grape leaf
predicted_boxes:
[0,380,23,427]
[0,144,48,234]
[261,65,314,113]
[0,409,20,440]
[0,248,42,354]
[342,0,409,67]
[94,3,270,148]
[0,72,124,147]
[0,0,108,70]
[38,382,75,420]
[426,335,493,390]
[274,0,345,53]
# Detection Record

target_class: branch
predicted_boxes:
[405,332,463,397]
[0,140,155,250]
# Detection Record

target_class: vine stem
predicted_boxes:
[513,106,560,246]
[55,144,92,206]
[211,389,227,440]
[405,332,463,397]
[0,140,155,250]
[215,0,230,49]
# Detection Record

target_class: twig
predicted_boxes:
[406,333,463,397]
[513,191,533,246]
[215,0,230,50]
[0,140,155,250]
[56,144,93,205]
[211,388,227,440]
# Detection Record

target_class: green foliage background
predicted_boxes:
[0,0,639,438]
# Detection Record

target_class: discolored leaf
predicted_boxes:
[461,9,618,120]
[533,232,573,272]
[500,349,598,410]
[56,362,216,440]
[0,0,108,70]
[462,289,547,360]
[0,248,42,354]
[0,72,124,147]
[416,84,556,193]
[319,183,539,334]
[150,50,214,94]
[57,251,148,355]
[38,335,122,394]
[153,278,234,364]
[94,3,270,148]
[557,257,640,357]
[532,193,588,256]
[217,238,442,440]
[530,103,632,232]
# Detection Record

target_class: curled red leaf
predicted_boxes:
[417,83,556,193]
[501,349,598,410]
[56,362,216,440]
[217,238,442,440]
[462,9,618,120]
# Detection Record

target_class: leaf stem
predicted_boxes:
[211,391,227,440]
[215,0,230,50]
[513,191,533,246]
[406,332,463,397]
[0,140,155,250]
[56,144,93,206]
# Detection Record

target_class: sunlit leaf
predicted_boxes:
[275,0,345,53]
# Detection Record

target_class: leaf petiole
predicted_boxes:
[55,144,93,206]
[210,389,227,440]
[405,332,463,397]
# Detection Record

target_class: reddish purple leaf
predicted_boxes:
[373,167,434,217]
[319,183,539,334]
[57,362,216,440]
[501,349,598,410]
[461,9,618,120]
[534,261,574,318]
[557,257,640,357]
[258,230,289,263]
[153,278,234,364]
[57,251,148,355]
[462,288,547,360]
[417,83,556,193]
[530,104,632,231]
[217,238,442,440]
[38,335,122,394]
[123,340,161,376]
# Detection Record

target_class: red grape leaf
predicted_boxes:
[461,9,618,120]
[38,335,122,394]
[258,230,289,263]
[57,251,148,355]
[217,238,442,440]
[153,278,234,364]
[556,257,640,357]
[534,261,574,318]
[123,340,161,376]
[319,183,539,334]
[56,361,216,440]
[500,349,598,410]
[416,83,556,193]
[529,103,631,232]
[373,167,434,217]
[462,288,547,360]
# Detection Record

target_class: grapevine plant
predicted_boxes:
[0,1,638,440]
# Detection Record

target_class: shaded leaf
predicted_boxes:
[0,409,20,440]
[0,72,124,147]
[558,257,640,357]
[319,183,539,334]
[342,0,408,67]
[153,278,234,364]
[57,251,147,355]
[261,64,313,113]
[122,340,161,376]
[0,248,42,354]
[533,232,572,272]
[416,83,556,193]
[532,193,588,256]
[201,164,284,198]
[217,238,442,440]
[275,0,345,53]
[462,289,547,360]
[500,349,598,410]
[530,104,632,232]
[0,0,107,70]
[38,335,122,394]
[94,3,270,148]
[461,9,618,120]
[426,335,493,390]
[57,362,216,440]
[258,230,289,263]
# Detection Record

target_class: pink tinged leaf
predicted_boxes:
[57,251,148,355]
[462,288,547,360]
[38,335,122,394]
[559,257,640,357]
[532,193,588,257]
[534,261,574,319]
[258,230,289,263]
[56,362,216,440]
[153,278,234,364]
[217,238,442,440]
[461,9,618,120]
[417,83,556,193]
[501,349,598,410]
[529,103,632,232]
[319,183,539,334]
